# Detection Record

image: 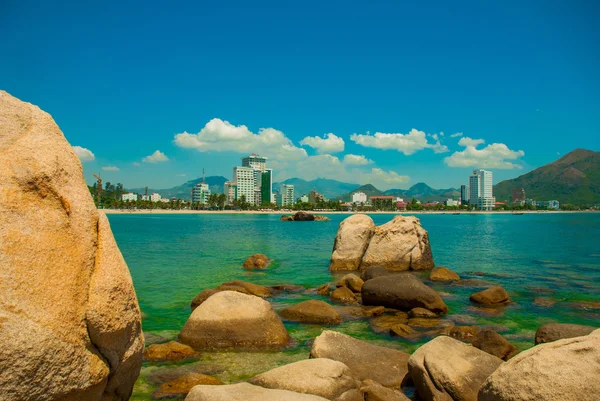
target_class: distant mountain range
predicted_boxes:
[493,149,600,205]
[334,183,460,203]
[272,178,358,199]
[129,176,228,199]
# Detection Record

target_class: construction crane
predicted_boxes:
[93,173,102,204]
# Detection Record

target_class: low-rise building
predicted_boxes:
[150,193,161,202]
[191,182,211,205]
[352,191,367,204]
[299,194,309,203]
[121,193,138,202]
[537,200,560,210]
[396,201,408,211]
[445,199,459,207]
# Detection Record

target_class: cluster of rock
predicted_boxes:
[330,215,434,271]
[281,211,331,221]
[0,91,144,400]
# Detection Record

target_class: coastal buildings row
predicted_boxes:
[121,192,164,202]
[223,154,273,206]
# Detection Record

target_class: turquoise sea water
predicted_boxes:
[108,213,600,399]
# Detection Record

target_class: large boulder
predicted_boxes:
[360,266,391,281]
[472,330,520,360]
[361,274,448,313]
[214,280,273,298]
[0,91,143,400]
[534,323,597,345]
[152,373,223,399]
[249,358,359,399]
[144,341,197,361]
[360,216,434,271]
[479,329,600,401]
[429,267,460,282]
[331,286,358,304]
[279,300,342,325]
[470,286,511,306]
[330,215,376,271]
[408,336,504,401]
[179,291,290,349]
[336,274,364,293]
[359,380,411,401]
[190,289,219,310]
[185,382,330,401]
[294,211,315,221]
[242,254,271,269]
[310,330,410,388]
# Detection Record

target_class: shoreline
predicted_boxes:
[101,209,595,215]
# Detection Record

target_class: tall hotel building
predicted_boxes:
[226,154,273,206]
[468,169,495,210]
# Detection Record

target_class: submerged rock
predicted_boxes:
[280,300,342,325]
[408,336,504,401]
[336,274,364,293]
[470,286,511,306]
[214,280,273,298]
[472,329,520,361]
[144,341,197,361]
[361,274,448,313]
[408,307,438,318]
[370,315,409,334]
[360,216,435,271]
[330,215,376,271]
[428,266,460,282]
[243,254,271,269]
[479,329,600,401]
[310,330,410,388]
[0,91,143,400]
[186,382,330,401]
[152,373,222,399]
[249,358,359,399]
[534,323,597,345]
[331,286,358,304]
[179,291,290,350]
[317,283,332,296]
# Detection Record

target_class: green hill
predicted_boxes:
[493,149,600,205]
[128,176,228,199]
[273,178,358,199]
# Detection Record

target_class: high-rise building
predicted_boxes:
[308,190,324,205]
[191,182,211,204]
[460,185,469,205]
[233,166,255,204]
[279,184,295,207]
[260,169,273,206]
[224,181,237,205]
[242,154,267,171]
[468,169,495,210]
[230,154,273,206]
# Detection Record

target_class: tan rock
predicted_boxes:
[479,329,600,401]
[280,300,342,325]
[534,323,597,345]
[429,266,460,282]
[360,216,434,271]
[215,280,273,298]
[152,373,222,399]
[389,324,420,340]
[0,91,143,401]
[331,286,358,304]
[440,326,482,343]
[317,283,332,296]
[190,289,219,310]
[336,274,364,292]
[470,286,511,306]
[144,341,197,361]
[310,330,410,388]
[179,291,290,350]
[249,358,359,399]
[186,382,330,401]
[242,254,271,269]
[408,336,504,401]
[360,380,411,401]
[330,215,376,271]
[408,307,438,318]
[334,389,364,401]
[472,330,520,361]
[370,315,409,334]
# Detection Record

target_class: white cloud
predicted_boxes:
[444,137,525,169]
[343,154,373,165]
[174,118,307,161]
[350,129,449,155]
[102,165,119,171]
[73,146,95,162]
[450,132,463,138]
[300,133,345,154]
[143,150,169,163]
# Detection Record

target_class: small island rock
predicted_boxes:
[243,254,271,269]
[294,211,315,221]
[429,266,460,282]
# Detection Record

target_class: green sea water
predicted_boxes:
[107,213,600,400]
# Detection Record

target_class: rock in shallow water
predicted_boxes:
[534,322,597,345]
[331,286,358,304]
[152,373,222,399]
[330,215,376,271]
[144,341,197,361]
[185,382,330,401]
[310,330,410,388]
[242,254,271,269]
[472,330,519,361]
[428,266,460,282]
[0,91,143,401]
[248,358,359,399]
[179,291,290,350]
[470,286,511,306]
[336,274,364,293]
[279,300,342,325]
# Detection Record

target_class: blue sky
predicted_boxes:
[2,0,599,190]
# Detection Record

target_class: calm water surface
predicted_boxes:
[108,213,600,400]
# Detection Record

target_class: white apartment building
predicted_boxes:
[150,193,161,202]
[121,193,138,202]
[280,184,295,207]
[445,199,459,207]
[233,166,255,204]
[468,169,495,210]
[191,182,211,205]
[352,191,367,204]
[242,154,267,171]
[231,155,273,206]
[224,181,236,205]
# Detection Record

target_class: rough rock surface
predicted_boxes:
[408,307,438,318]
[336,274,364,293]
[360,266,391,281]
[429,267,460,282]
[179,291,290,349]
[279,300,342,325]
[330,215,376,271]
[144,341,197,361]
[362,274,448,313]
[294,211,316,221]
[242,254,271,269]
[214,280,273,297]
[473,330,520,360]
[440,326,482,343]
[190,289,219,310]
[470,286,511,306]
[331,286,358,304]
[152,373,222,399]
[0,91,143,401]
[408,336,504,401]
[360,380,411,401]
[317,283,332,296]
[185,382,330,401]
[479,329,600,401]
[360,216,435,271]
[534,323,597,345]
[249,358,359,399]
[310,330,410,388]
